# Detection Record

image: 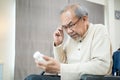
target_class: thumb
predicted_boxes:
[43,55,52,61]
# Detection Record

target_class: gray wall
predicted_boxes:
[15,0,104,80]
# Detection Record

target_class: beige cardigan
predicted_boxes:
[53,23,112,80]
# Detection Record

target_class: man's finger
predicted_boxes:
[35,60,46,66]
[43,55,52,61]
[58,26,63,33]
[36,63,46,70]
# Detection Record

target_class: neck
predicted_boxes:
[81,23,89,37]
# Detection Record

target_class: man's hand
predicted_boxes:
[53,26,64,46]
[35,56,60,74]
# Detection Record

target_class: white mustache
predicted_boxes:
[70,34,77,37]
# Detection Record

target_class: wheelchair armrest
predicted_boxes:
[80,74,120,80]
[80,74,104,80]
[104,75,120,80]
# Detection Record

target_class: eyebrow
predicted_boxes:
[62,17,81,28]
[62,21,73,27]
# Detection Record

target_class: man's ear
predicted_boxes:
[82,16,88,21]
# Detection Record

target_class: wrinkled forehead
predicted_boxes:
[60,11,75,25]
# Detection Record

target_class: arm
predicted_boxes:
[53,43,67,63]
[34,26,66,74]
[53,26,67,63]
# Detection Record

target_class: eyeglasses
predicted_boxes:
[62,17,81,29]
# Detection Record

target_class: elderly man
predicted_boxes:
[25,4,112,80]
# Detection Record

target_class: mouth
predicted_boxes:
[70,34,78,38]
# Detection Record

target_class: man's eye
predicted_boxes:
[69,23,74,28]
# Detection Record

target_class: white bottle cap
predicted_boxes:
[33,51,45,62]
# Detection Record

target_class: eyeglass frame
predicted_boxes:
[61,17,81,29]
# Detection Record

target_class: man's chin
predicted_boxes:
[71,36,81,41]
[71,36,79,40]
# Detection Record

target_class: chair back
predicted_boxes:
[112,50,120,76]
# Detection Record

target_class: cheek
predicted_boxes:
[75,26,81,34]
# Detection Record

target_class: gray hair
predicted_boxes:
[60,4,88,18]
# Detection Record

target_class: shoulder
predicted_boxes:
[93,24,106,31]
[91,23,109,36]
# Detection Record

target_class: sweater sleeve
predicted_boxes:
[53,43,67,63]
[60,25,113,80]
